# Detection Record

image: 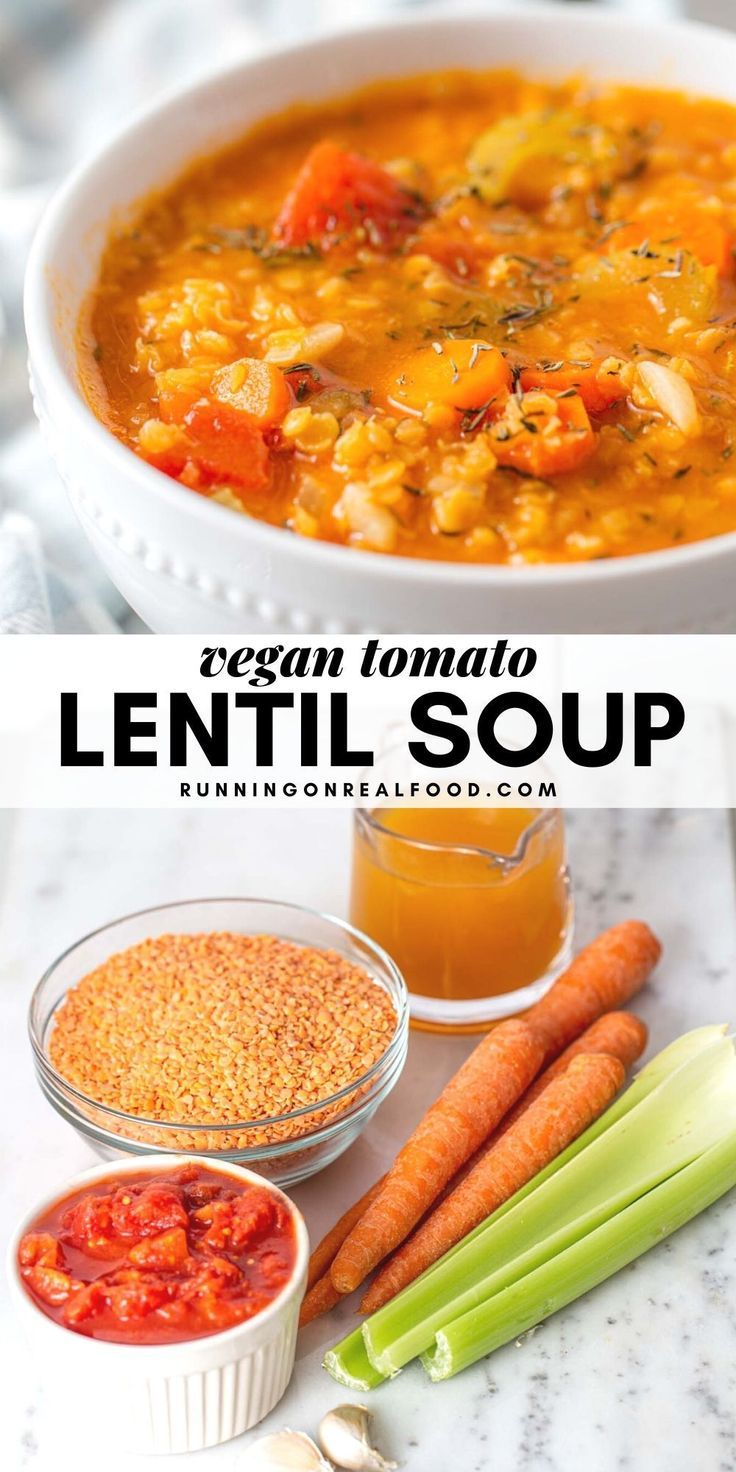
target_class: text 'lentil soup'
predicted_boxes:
[81,70,736,565]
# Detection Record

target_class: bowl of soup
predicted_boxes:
[24,4,736,631]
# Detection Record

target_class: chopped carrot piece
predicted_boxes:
[390,340,512,413]
[211,358,290,425]
[274,139,427,251]
[606,197,732,276]
[520,359,628,415]
[490,389,595,477]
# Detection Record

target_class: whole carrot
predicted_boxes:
[526,920,660,1064]
[301,1014,648,1327]
[330,1017,545,1296]
[307,1176,386,1290]
[360,1052,625,1313]
[488,1011,648,1144]
[300,1271,343,1327]
[331,922,660,1300]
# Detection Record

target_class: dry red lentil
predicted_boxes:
[48,932,397,1150]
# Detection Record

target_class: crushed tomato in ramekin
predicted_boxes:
[17,1163,297,1344]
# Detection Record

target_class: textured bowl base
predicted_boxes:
[38,1316,299,1456]
[141,1324,298,1455]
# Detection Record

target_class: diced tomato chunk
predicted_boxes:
[182,1258,241,1305]
[412,229,479,281]
[194,1189,275,1253]
[182,1180,222,1211]
[62,1192,114,1246]
[144,400,273,494]
[129,1227,190,1271]
[258,1249,292,1288]
[281,364,324,403]
[63,1281,107,1325]
[231,1191,276,1250]
[182,401,271,491]
[153,1300,191,1331]
[111,1184,187,1239]
[24,1265,77,1306]
[18,1233,62,1269]
[490,389,595,477]
[195,1294,245,1331]
[520,359,629,415]
[274,140,427,251]
[106,1279,171,1320]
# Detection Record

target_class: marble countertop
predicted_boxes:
[1,808,735,1472]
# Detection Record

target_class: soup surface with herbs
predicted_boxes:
[81,70,736,564]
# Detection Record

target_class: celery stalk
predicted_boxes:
[323,1027,729,1389]
[323,1327,384,1392]
[423,1131,736,1381]
[355,1030,734,1379]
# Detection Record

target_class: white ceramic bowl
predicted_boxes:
[24,3,736,634]
[7,1155,308,1455]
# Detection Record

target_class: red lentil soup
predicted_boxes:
[81,70,736,565]
[17,1164,297,1343]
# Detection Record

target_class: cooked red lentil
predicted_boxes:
[81,69,736,564]
[48,933,396,1149]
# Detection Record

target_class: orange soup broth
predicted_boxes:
[349,806,570,1028]
[82,70,736,564]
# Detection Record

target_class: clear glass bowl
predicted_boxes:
[29,898,409,1187]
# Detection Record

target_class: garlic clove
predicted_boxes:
[239,1429,334,1471]
[318,1404,398,1472]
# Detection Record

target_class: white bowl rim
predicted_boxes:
[24,0,736,593]
[29,893,409,1133]
[7,1152,309,1361]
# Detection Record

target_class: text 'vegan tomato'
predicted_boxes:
[18,1166,297,1345]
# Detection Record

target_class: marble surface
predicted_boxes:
[1,808,735,1472]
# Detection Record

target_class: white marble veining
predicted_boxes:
[1,809,735,1472]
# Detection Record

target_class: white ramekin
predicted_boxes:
[24,3,736,634]
[7,1155,308,1455]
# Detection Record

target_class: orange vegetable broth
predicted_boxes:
[349,806,570,1023]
